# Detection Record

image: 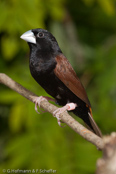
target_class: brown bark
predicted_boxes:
[96,132,116,174]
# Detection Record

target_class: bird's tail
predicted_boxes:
[85,108,102,137]
[73,105,102,137]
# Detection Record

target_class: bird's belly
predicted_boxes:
[32,72,71,104]
[31,69,85,109]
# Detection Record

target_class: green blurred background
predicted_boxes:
[0,0,116,173]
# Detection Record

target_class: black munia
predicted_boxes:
[20,28,102,137]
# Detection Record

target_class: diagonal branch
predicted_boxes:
[0,73,104,150]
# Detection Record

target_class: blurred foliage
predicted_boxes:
[0,0,116,174]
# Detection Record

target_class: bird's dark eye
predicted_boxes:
[37,32,44,38]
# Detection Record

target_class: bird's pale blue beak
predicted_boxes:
[20,30,36,44]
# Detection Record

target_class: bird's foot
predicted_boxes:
[34,96,55,114]
[53,103,77,127]
[34,96,47,114]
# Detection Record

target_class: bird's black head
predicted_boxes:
[20,28,62,55]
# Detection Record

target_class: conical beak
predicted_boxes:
[20,30,36,44]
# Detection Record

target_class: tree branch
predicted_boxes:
[96,132,116,174]
[0,73,104,150]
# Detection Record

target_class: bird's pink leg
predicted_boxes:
[53,103,77,126]
[34,96,55,114]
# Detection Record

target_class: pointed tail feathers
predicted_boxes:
[86,112,102,137]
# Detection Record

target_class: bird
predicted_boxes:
[20,28,102,137]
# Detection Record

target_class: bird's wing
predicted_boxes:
[54,54,91,107]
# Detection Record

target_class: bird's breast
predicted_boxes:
[29,57,56,76]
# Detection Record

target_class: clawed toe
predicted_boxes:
[53,103,77,127]
[34,96,48,114]
[33,97,77,128]
[53,106,68,127]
